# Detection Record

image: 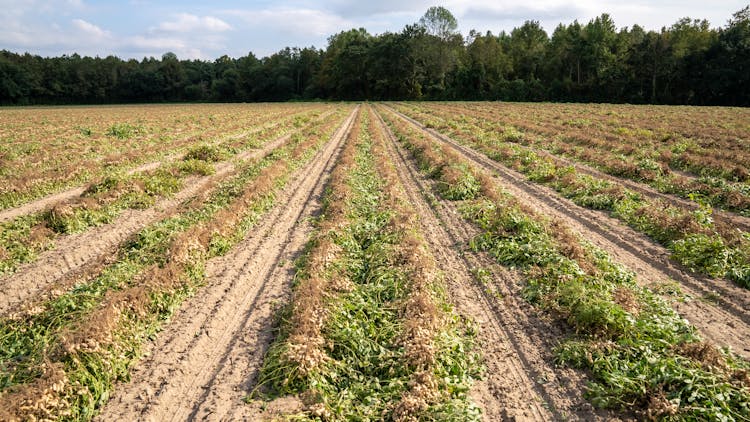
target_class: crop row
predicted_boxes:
[0,103,331,210]
[431,102,750,183]
[0,108,341,278]
[390,104,750,288]
[429,102,749,143]
[402,102,750,216]
[0,107,350,421]
[379,106,750,420]
[257,106,481,420]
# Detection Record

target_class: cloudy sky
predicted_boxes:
[1,0,747,60]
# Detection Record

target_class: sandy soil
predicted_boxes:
[0,133,293,317]
[0,115,301,224]
[95,108,357,422]
[383,105,750,359]
[372,108,625,421]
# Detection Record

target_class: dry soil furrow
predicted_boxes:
[531,141,750,232]
[408,103,750,230]
[0,155,178,223]
[374,109,621,421]
[96,107,357,422]
[0,133,294,317]
[0,186,87,224]
[383,105,750,359]
[1,156,179,224]
[0,112,305,224]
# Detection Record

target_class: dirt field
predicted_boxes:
[1,103,748,421]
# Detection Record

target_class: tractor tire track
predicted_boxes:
[0,110,314,224]
[96,107,357,422]
[0,132,294,317]
[372,108,624,421]
[382,105,750,359]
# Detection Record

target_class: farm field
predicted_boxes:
[0,103,330,213]
[0,102,748,421]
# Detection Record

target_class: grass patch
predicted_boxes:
[394,105,750,288]
[0,109,348,421]
[105,123,143,139]
[384,108,750,420]
[257,108,480,420]
[183,144,228,162]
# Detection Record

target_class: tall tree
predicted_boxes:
[0,5,747,105]
[159,52,185,101]
[415,6,462,98]
[701,6,750,105]
[368,30,421,99]
[545,21,584,99]
[212,55,239,101]
[509,20,548,81]
[454,30,511,99]
[316,28,372,100]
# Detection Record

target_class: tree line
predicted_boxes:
[1,6,749,106]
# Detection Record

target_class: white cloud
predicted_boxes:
[225,8,351,37]
[128,35,185,50]
[325,0,433,17]
[111,13,234,59]
[123,35,208,59]
[0,0,84,15]
[462,4,585,21]
[156,13,231,32]
[1,0,747,60]
[72,18,109,37]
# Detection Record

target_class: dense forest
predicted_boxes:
[1,6,749,105]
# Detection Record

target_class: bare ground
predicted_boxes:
[533,145,750,232]
[383,105,750,360]
[95,108,357,422]
[0,133,293,317]
[0,115,299,224]
[372,109,625,421]
[424,103,750,231]
[0,155,183,224]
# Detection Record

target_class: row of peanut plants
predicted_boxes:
[257,107,481,420]
[0,104,328,210]
[380,107,750,421]
[0,107,339,276]
[435,102,750,185]
[391,104,750,288]
[0,107,351,421]
[412,102,750,215]
[438,102,750,144]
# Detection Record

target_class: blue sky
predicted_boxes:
[1,0,747,60]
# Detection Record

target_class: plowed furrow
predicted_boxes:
[535,144,750,232]
[0,134,293,316]
[96,108,357,422]
[373,109,622,420]
[423,103,750,230]
[0,113,304,224]
[383,105,750,359]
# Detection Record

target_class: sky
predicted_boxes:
[1,0,747,60]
